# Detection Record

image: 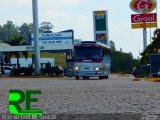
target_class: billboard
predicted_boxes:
[93,10,109,45]
[130,0,157,29]
[31,32,73,45]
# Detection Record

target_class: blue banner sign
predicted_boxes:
[31,32,73,45]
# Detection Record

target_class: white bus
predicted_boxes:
[66,41,111,79]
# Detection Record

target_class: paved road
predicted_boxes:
[0,75,160,120]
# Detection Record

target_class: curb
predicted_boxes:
[145,78,160,82]
[0,75,66,78]
[133,78,143,81]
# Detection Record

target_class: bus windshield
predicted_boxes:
[74,47,102,60]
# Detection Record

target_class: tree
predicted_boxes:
[0,25,5,40]
[140,28,160,64]
[154,28,160,39]
[110,40,116,52]
[120,48,123,53]
[109,40,140,73]
[110,44,140,73]
[112,51,139,73]
[19,23,33,42]
[3,21,19,41]
[5,35,28,67]
[19,23,29,41]
[39,22,54,33]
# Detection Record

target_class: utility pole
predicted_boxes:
[32,0,40,75]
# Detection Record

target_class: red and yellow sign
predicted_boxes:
[131,22,157,29]
[130,0,156,13]
[131,13,157,23]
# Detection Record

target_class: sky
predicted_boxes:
[0,0,159,58]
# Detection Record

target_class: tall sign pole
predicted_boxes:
[32,0,40,75]
[143,28,147,50]
[143,5,148,51]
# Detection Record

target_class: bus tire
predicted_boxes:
[105,75,108,79]
[75,76,79,79]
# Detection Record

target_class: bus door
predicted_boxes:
[66,50,74,77]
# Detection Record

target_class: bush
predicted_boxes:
[41,66,63,76]
[11,67,34,76]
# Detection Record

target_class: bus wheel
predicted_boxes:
[99,76,103,79]
[105,76,108,79]
[87,77,89,79]
[75,76,79,79]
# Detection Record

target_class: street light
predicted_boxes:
[32,0,40,75]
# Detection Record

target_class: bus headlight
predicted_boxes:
[95,67,101,71]
[73,66,79,70]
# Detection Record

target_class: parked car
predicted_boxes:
[3,66,13,75]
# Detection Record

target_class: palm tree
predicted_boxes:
[154,28,160,39]
[140,28,160,64]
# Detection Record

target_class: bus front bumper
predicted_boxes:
[74,71,103,77]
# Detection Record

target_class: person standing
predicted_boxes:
[132,66,139,78]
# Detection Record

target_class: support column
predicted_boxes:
[32,0,40,75]
[143,28,147,50]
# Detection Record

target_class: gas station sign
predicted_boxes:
[130,0,157,29]
[131,13,157,23]
[130,0,156,13]
[130,0,157,50]
[93,10,109,45]
[131,22,157,29]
